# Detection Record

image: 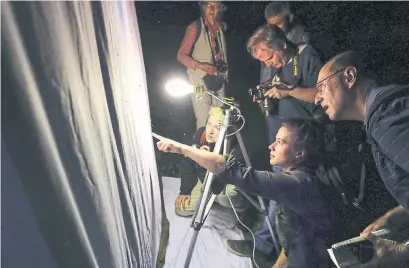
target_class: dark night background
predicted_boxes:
[135,1,409,177]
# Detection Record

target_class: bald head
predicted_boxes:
[326,50,366,74]
[316,50,375,121]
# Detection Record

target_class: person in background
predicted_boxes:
[235,24,323,263]
[315,50,409,267]
[260,1,311,85]
[264,1,310,45]
[175,107,249,218]
[177,1,229,130]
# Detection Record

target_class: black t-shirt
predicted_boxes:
[179,127,244,195]
[179,127,214,195]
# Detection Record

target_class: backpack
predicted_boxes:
[316,124,368,210]
[315,121,372,240]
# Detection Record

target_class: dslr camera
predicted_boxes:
[248,83,292,116]
[248,85,270,101]
[215,60,228,73]
[248,83,292,101]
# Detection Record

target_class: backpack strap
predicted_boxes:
[193,18,202,46]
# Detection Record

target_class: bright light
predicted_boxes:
[165,78,193,98]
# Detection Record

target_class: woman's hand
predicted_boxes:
[155,134,187,155]
[200,145,211,151]
[175,195,191,210]
[197,62,217,75]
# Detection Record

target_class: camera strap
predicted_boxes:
[202,18,222,65]
[292,55,300,86]
[270,54,300,86]
[217,29,226,64]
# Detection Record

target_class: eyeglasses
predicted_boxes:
[205,3,226,11]
[316,68,346,94]
[252,44,275,62]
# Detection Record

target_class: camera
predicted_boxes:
[248,85,269,101]
[248,83,292,101]
[248,83,292,116]
[215,60,228,73]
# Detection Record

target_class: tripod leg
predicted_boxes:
[184,229,199,268]
[184,126,227,267]
[190,176,208,227]
[203,193,217,222]
[237,189,263,212]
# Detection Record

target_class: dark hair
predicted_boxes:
[247,24,289,56]
[264,1,291,20]
[281,119,328,166]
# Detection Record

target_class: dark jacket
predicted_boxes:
[365,84,409,211]
[286,24,311,46]
[217,157,335,268]
[179,127,214,195]
[262,45,325,144]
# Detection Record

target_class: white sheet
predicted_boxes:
[2,2,161,267]
[162,177,252,268]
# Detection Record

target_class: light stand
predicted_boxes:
[183,95,280,268]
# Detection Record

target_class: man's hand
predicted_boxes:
[175,195,191,210]
[264,82,292,99]
[361,216,389,235]
[197,63,217,75]
[360,232,409,268]
[361,206,408,236]
[273,249,289,268]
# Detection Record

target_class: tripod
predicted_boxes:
[184,103,280,268]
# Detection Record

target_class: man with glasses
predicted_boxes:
[261,1,311,85]
[248,24,324,144]
[315,50,409,267]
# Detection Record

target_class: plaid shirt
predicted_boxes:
[177,19,224,69]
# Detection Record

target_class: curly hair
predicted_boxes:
[246,24,288,57]
[281,119,330,166]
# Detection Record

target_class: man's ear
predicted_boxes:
[344,66,358,90]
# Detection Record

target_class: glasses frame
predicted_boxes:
[203,3,227,12]
[316,68,346,94]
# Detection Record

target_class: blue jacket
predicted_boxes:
[365,84,409,211]
[218,157,335,267]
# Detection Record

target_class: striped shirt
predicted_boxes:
[365,84,409,211]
